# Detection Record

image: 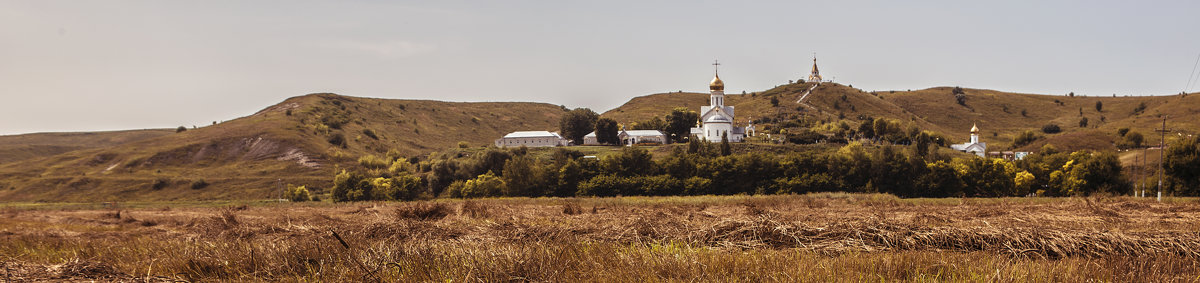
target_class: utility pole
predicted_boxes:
[1156,115,1170,202]
[1141,148,1147,197]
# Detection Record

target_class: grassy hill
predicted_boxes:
[604,82,1199,151]
[0,93,566,202]
[0,129,174,164]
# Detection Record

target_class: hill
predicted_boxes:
[604,82,1199,150]
[0,93,567,202]
[0,129,174,164]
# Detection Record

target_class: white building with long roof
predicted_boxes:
[494,131,567,147]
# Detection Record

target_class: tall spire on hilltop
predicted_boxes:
[807,53,823,83]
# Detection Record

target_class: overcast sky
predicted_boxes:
[2,1,1199,135]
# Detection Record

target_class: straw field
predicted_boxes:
[2,193,1199,281]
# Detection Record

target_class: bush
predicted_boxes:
[1132,102,1147,114]
[358,155,390,170]
[328,133,347,148]
[151,178,170,190]
[284,184,311,202]
[191,179,210,190]
[1012,131,1039,149]
[176,126,187,133]
[787,129,827,144]
[331,170,370,202]
[458,141,470,148]
[395,202,452,221]
[1041,124,1062,134]
[361,129,378,140]
[1079,117,1089,128]
[459,171,506,198]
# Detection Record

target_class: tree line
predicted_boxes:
[328,138,1164,202]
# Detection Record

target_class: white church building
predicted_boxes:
[690,63,747,142]
[951,124,987,157]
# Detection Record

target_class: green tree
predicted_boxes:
[664,107,700,143]
[1095,101,1103,112]
[858,117,875,139]
[460,171,506,198]
[595,118,620,145]
[1165,136,1200,194]
[331,170,371,202]
[502,155,537,196]
[720,132,732,156]
[632,116,666,131]
[602,147,655,177]
[557,159,585,197]
[918,161,964,197]
[560,108,599,145]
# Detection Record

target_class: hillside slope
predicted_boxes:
[0,129,174,164]
[0,93,566,202]
[604,82,1199,150]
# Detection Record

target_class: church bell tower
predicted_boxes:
[709,60,725,107]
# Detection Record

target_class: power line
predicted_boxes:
[1187,51,1200,93]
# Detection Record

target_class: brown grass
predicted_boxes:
[394,202,453,221]
[460,200,490,218]
[2,194,1199,281]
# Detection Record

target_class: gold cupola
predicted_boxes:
[710,74,724,91]
[970,123,979,134]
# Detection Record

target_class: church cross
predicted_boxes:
[712,60,720,75]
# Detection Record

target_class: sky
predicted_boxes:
[2,1,1200,135]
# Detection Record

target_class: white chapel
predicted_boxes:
[950,124,987,157]
[690,62,746,142]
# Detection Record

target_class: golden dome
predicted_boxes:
[710,74,724,91]
[970,123,979,134]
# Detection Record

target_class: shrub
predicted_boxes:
[358,155,390,170]
[191,179,210,190]
[395,202,452,221]
[331,170,370,202]
[1041,124,1062,134]
[460,171,506,198]
[458,141,469,148]
[1079,117,1089,128]
[284,184,311,202]
[328,133,347,148]
[787,129,827,144]
[151,178,170,190]
[176,126,187,133]
[361,129,378,140]
[1012,131,1039,149]
[1132,102,1147,114]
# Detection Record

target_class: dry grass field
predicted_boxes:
[2,193,1200,282]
